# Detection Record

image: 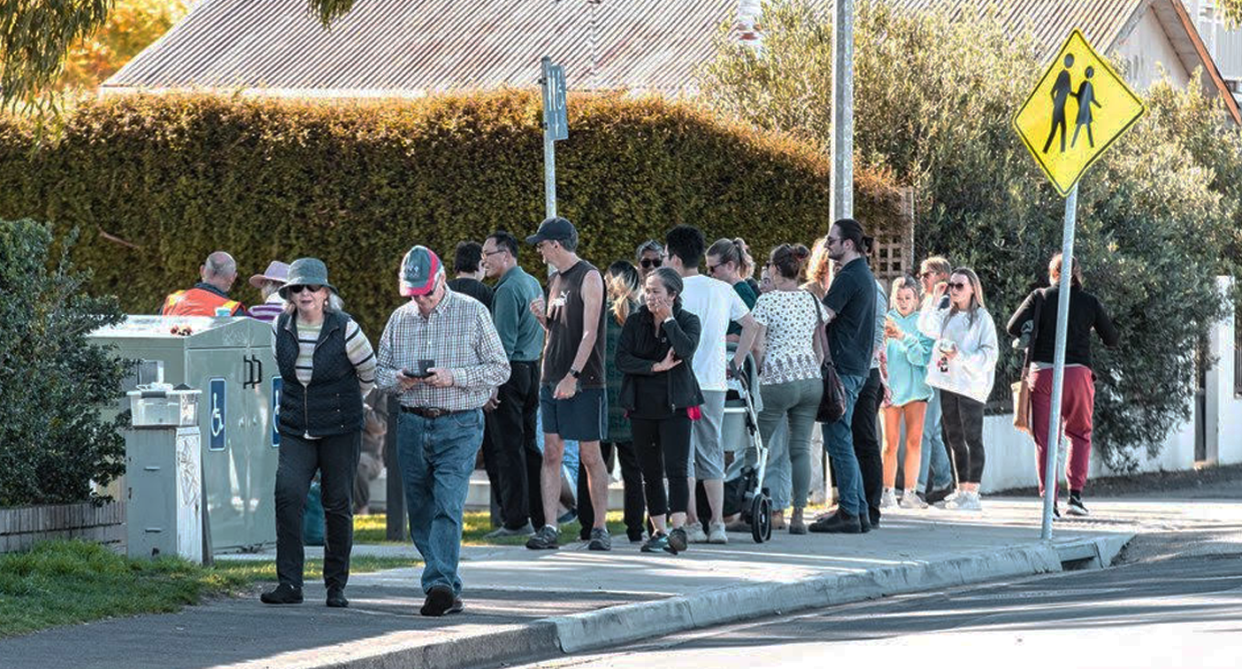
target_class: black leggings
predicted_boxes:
[940,390,986,484]
[632,414,692,517]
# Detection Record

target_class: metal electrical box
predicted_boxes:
[90,316,279,553]
[126,388,203,562]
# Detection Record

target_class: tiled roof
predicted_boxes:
[104,0,741,96]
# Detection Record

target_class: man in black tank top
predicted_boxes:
[522,217,612,552]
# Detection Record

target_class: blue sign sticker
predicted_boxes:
[208,377,226,451]
[271,377,282,448]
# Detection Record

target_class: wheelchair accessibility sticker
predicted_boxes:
[209,377,226,451]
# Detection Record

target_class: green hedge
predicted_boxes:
[0,91,903,336]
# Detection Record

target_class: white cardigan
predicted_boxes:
[918,303,999,404]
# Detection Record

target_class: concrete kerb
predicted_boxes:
[258,533,1133,669]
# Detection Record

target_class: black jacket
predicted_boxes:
[1007,285,1120,370]
[275,310,365,437]
[616,303,704,413]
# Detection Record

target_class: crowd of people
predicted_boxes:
[160,215,1118,616]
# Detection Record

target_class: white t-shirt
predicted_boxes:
[680,274,750,392]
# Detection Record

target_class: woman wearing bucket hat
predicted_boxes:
[262,257,377,608]
[246,260,290,322]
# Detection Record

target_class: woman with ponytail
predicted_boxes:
[749,244,826,534]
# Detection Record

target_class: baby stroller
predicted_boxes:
[697,355,773,543]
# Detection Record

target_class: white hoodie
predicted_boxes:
[918,302,999,404]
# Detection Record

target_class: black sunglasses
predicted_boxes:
[641,258,663,269]
[288,284,323,294]
[948,281,968,291]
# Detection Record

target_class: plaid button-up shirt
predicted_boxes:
[375,289,511,412]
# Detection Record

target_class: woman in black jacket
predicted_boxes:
[1007,254,1119,517]
[616,267,703,554]
[263,258,376,608]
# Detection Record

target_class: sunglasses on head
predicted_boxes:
[641,258,663,269]
[288,284,323,294]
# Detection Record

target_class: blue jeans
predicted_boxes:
[821,374,867,516]
[917,389,954,492]
[396,409,485,595]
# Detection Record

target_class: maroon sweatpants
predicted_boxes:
[1030,365,1095,498]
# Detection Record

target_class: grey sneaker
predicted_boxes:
[707,522,728,544]
[525,525,559,550]
[686,523,709,544]
[587,527,612,551]
[484,522,534,539]
[668,527,689,553]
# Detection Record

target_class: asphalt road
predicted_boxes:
[522,547,1242,669]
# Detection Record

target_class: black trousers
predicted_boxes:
[577,440,646,541]
[274,430,360,590]
[851,367,885,520]
[941,390,986,484]
[484,360,545,530]
[632,415,693,518]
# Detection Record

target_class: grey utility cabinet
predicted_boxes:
[90,316,279,553]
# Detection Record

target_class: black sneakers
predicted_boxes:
[260,583,304,605]
[809,511,862,534]
[420,585,463,617]
[525,525,560,550]
[1066,495,1090,517]
[326,586,348,608]
[667,527,689,553]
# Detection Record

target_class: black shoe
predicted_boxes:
[525,525,560,550]
[260,583,303,605]
[869,508,881,529]
[326,587,348,608]
[420,585,463,617]
[925,485,953,506]
[667,527,689,553]
[808,511,862,534]
[628,529,646,544]
[859,513,872,533]
[1066,496,1089,517]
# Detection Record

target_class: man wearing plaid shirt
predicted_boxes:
[376,245,510,617]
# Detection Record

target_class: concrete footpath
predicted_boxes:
[6,498,1196,669]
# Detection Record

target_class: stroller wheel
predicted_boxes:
[751,495,772,543]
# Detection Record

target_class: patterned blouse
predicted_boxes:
[751,289,825,386]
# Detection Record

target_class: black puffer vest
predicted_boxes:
[275,311,365,438]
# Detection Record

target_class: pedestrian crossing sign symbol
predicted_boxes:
[1013,29,1145,196]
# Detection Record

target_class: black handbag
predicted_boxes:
[809,291,847,423]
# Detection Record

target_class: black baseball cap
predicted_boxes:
[526,216,577,245]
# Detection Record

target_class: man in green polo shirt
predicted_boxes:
[480,230,547,537]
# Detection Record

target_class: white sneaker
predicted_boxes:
[687,523,709,543]
[708,522,728,544]
[880,488,898,509]
[945,491,982,511]
[899,489,927,509]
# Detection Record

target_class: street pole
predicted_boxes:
[1041,183,1078,541]
[830,0,854,220]
[541,56,557,219]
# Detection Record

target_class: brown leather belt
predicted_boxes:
[400,406,461,419]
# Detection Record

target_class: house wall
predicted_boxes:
[1116,8,1192,89]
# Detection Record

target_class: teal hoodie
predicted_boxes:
[885,310,934,406]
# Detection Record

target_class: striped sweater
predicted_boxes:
[273,315,377,393]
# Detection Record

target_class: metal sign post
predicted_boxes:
[1040,185,1078,540]
[540,56,568,218]
[1012,29,1144,540]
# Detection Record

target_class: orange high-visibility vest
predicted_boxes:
[161,287,243,317]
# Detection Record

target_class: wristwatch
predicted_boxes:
[569,368,581,379]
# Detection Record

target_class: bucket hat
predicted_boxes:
[248,260,290,289]
[279,257,338,300]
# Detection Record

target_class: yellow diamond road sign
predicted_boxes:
[1013,29,1145,196]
